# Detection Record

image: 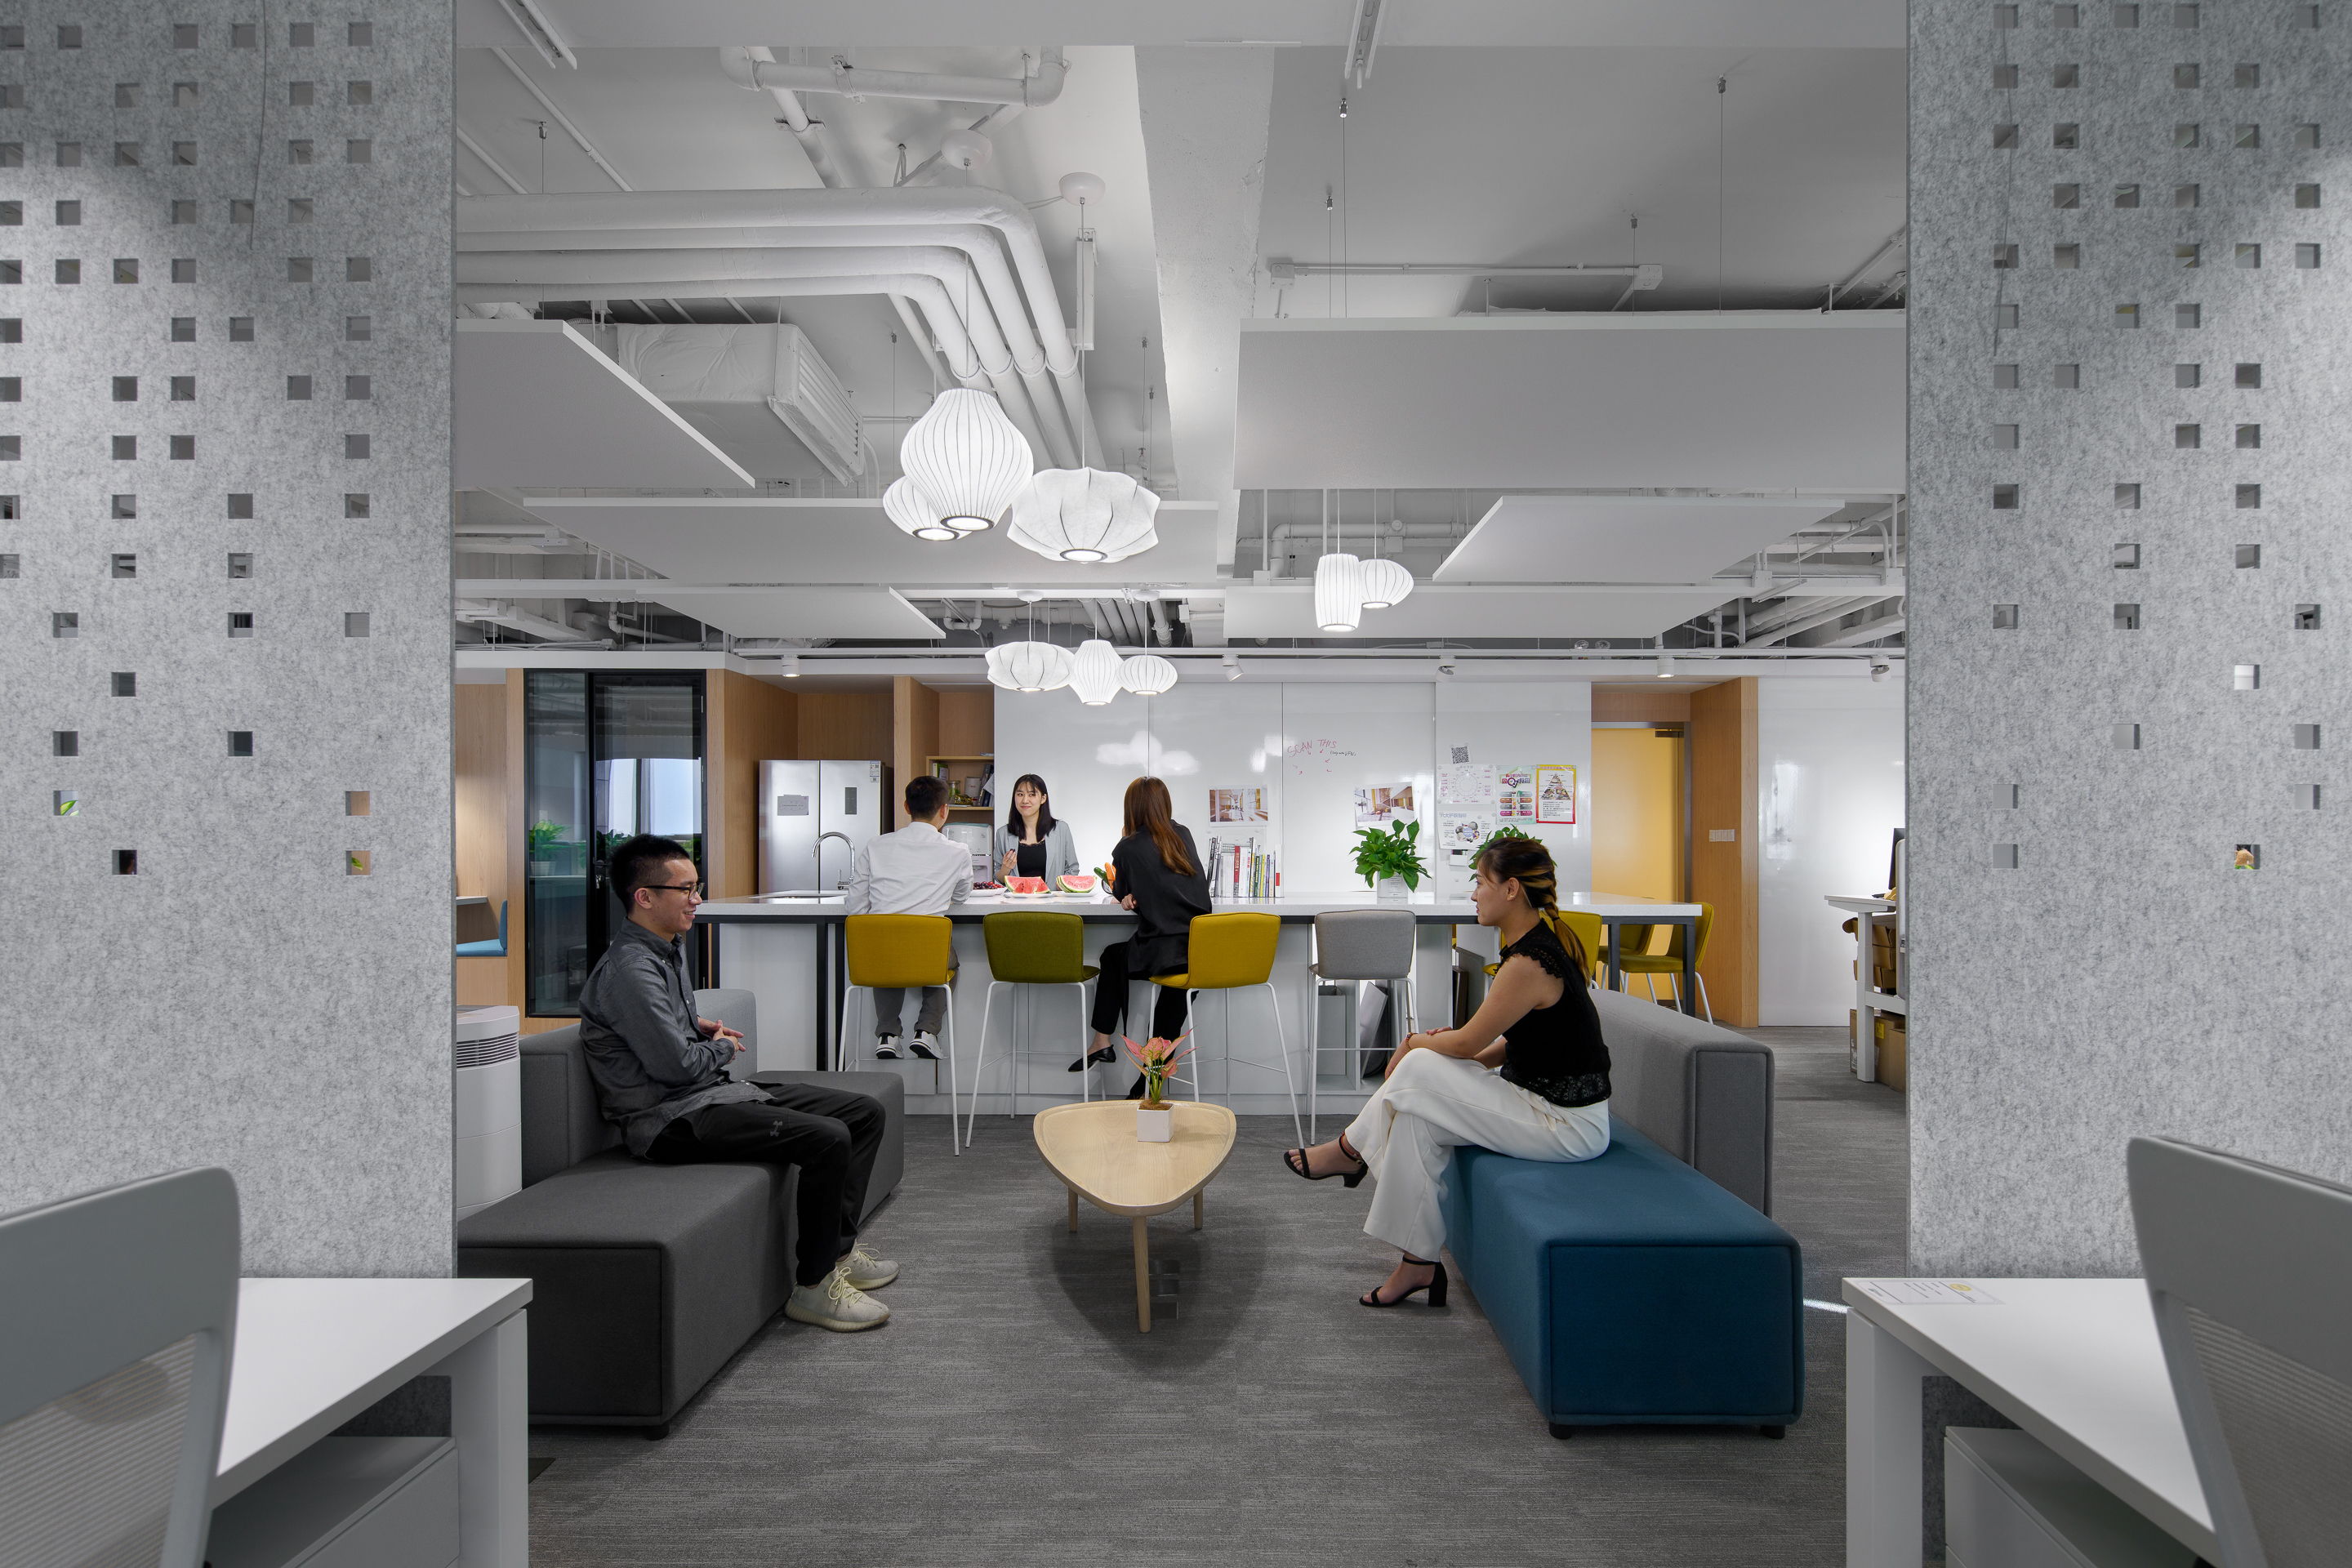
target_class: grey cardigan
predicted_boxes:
[996,817,1082,882]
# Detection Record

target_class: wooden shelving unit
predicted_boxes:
[929,754,995,814]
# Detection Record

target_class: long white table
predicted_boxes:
[1843,1276,2214,1566]
[697,889,1704,1112]
[215,1277,532,1566]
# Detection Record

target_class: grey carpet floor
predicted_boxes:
[527,1026,1907,1567]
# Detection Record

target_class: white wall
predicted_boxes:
[1755,676,1906,1025]
[994,678,1591,897]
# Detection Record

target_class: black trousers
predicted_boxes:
[645,1081,885,1288]
[1089,939,1191,1040]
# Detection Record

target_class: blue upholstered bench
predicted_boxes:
[1427,984,1804,1438]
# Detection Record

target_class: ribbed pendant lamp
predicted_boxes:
[1067,639,1124,704]
[985,639,1074,693]
[1116,653,1178,695]
[898,388,1033,532]
[882,476,957,542]
[1007,467,1161,564]
[1356,556,1414,611]
[1313,552,1364,632]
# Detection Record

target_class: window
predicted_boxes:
[2235,124,2261,149]
[229,732,254,757]
[345,256,372,282]
[170,259,194,283]
[2176,122,2201,146]
[287,256,314,283]
[289,81,314,106]
[287,375,312,400]
[228,612,254,637]
[1994,363,2020,388]
[2055,363,2082,387]
[228,316,254,341]
[2176,183,2200,207]
[2237,243,2261,268]
[2236,362,2261,386]
[1995,64,2020,87]
[2174,63,2200,87]
[2238,424,2261,448]
[1994,123,2020,148]
[113,672,136,695]
[2176,363,2201,386]
[227,553,252,578]
[1993,483,2021,509]
[54,258,78,283]
[2176,423,2202,448]
[1993,604,2021,628]
[112,376,137,401]
[2237,483,2261,508]
[2177,303,2203,327]
[288,139,312,164]
[226,493,252,519]
[2177,243,2202,267]
[111,259,136,283]
[2296,243,2323,268]
[170,316,194,341]
[2114,542,2141,567]
[109,552,135,579]
[2055,183,2081,207]
[2054,122,2081,148]
[2055,243,2082,268]
[345,314,372,341]
[1994,243,2020,269]
[2234,63,2259,87]
[2114,603,2141,630]
[344,375,370,399]
[2053,63,2080,86]
[2115,183,2140,207]
[2296,123,2321,148]
[2296,183,2321,207]
[111,434,136,459]
[344,434,369,459]
[2237,542,2261,567]
[347,81,372,105]
[345,139,370,164]
[1993,424,2020,448]
[2115,302,2139,325]
[2117,483,2143,507]
[168,434,193,460]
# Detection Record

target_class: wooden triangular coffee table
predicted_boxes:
[1033,1099,1239,1331]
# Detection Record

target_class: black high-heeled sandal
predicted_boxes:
[1360,1257,1448,1308]
[1067,1045,1116,1072]
[1281,1134,1368,1187]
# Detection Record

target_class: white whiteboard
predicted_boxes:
[995,678,1593,898]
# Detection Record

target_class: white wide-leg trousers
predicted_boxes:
[1343,1049,1610,1261]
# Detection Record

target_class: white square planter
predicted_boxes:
[1136,1105,1174,1143]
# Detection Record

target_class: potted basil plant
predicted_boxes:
[1352,819,1428,902]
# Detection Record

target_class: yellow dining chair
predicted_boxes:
[967,911,1100,1145]
[1481,910,1606,989]
[844,913,962,1152]
[1615,903,1715,1019]
[1152,911,1302,1143]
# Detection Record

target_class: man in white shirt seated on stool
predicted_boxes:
[846,773,972,1060]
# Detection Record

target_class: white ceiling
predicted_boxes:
[517,496,1222,586]
[649,587,943,639]
[1435,496,1844,582]
[452,320,754,488]
[1235,314,1904,492]
[1221,585,1736,641]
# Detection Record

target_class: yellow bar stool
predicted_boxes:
[1151,911,1301,1143]
[1615,903,1715,1019]
[968,911,1100,1146]
[1480,911,1605,991]
[843,913,962,1152]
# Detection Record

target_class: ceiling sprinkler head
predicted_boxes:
[940,127,994,171]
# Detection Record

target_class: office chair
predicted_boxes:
[2127,1136,2352,1568]
[0,1167,241,1568]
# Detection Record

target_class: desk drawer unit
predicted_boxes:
[1944,1427,2197,1568]
[207,1436,459,1568]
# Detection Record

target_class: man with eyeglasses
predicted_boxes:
[577,834,898,1332]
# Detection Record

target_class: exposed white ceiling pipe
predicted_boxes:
[898,102,1021,189]
[457,188,1099,470]
[455,599,599,642]
[1743,592,1872,638]
[719,46,1068,109]
[1747,596,1891,647]
[1824,225,1908,311]
[1811,610,1906,648]
[456,249,1075,466]
[459,233,1082,466]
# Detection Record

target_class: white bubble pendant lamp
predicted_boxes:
[1356,555,1414,611]
[898,387,1033,533]
[883,476,958,543]
[1067,639,1124,705]
[1007,467,1161,564]
[985,640,1073,693]
[1117,653,1178,695]
[1313,553,1364,632]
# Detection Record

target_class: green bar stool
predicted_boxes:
[968,911,1100,1145]
[1152,911,1301,1143]
[1615,903,1715,1018]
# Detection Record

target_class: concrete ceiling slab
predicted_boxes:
[651,587,943,639]
[1220,585,1735,641]
[1434,496,1844,583]
[453,319,754,489]
[1235,314,1904,492]
[520,496,1222,585]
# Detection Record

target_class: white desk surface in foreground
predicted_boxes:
[1842,1276,2213,1566]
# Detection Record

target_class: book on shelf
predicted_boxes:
[1205,835,1278,902]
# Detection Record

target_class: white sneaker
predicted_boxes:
[908,1031,940,1061]
[841,1242,899,1290]
[784,1265,891,1332]
[873,1036,902,1060]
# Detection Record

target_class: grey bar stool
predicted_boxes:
[1308,907,1418,1138]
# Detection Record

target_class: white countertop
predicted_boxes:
[1842,1276,2213,1558]
[698,889,1704,922]
[216,1277,531,1503]
[1825,894,1897,914]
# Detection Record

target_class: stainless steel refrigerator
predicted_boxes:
[758,760,884,893]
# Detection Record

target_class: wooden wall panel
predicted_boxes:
[455,679,510,1008]
[891,676,941,826]
[1592,688,1693,724]
[936,688,995,757]
[1686,676,1759,1027]
[708,671,800,900]
[797,693,894,766]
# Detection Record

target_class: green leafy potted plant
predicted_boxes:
[1474,823,1531,860]
[1352,819,1428,902]
[527,816,565,875]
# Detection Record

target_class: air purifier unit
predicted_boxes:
[454,1004,522,1221]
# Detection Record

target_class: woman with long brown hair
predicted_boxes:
[1281,834,1611,1308]
[1076,776,1210,1070]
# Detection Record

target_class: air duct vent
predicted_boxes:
[617,323,863,483]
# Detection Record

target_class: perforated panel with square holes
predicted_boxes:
[1910,0,2352,1281]
[0,7,452,1275]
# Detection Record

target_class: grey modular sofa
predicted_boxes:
[456,1006,902,1436]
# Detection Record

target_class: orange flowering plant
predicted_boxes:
[1122,1031,1194,1107]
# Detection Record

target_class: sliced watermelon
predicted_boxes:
[1005,876,1051,895]
[1058,874,1098,893]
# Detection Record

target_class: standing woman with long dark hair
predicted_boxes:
[996,773,1080,884]
[1074,776,1209,1071]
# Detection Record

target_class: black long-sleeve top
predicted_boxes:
[1111,826,1213,978]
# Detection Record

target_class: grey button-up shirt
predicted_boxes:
[578,920,764,1156]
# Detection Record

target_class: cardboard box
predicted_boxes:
[1873,1013,1907,1093]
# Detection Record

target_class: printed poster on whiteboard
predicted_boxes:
[1496,767,1535,819]
[1535,764,1577,825]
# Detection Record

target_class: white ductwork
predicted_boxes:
[455,599,600,642]
[719,46,1068,109]
[453,266,1060,466]
[460,240,1080,467]
[456,188,1099,470]
[1747,596,1892,647]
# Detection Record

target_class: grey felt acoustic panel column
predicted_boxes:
[1909,0,2351,1273]
[0,6,452,1274]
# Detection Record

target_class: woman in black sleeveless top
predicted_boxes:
[1282,836,1611,1307]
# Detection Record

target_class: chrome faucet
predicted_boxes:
[817,831,853,889]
